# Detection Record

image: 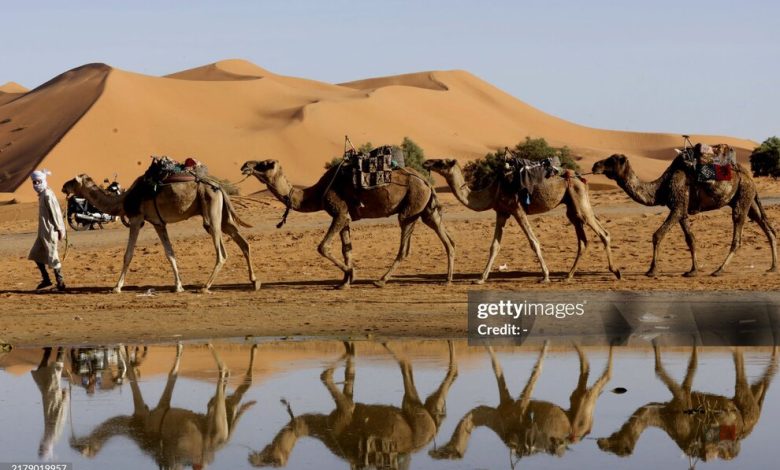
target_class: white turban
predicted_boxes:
[31,169,51,193]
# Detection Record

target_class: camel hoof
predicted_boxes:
[444,280,453,287]
[768,266,778,273]
[711,270,725,277]
[252,280,261,291]
[538,277,550,284]
[645,270,657,278]
[335,282,351,290]
[373,280,387,288]
[174,286,185,293]
[683,270,699,278]
[564,274,574,283]
[112,287,122,294]
[200,287,213,294]
[614,269,622,280]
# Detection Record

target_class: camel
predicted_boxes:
[62,174,258,292]
[429,341,613,462]
[250,341,458,468]
[422,159,620,282]
[598,342,777,463]
[70,343,258,469]
[592,154,777,277]
[240,160,455,288]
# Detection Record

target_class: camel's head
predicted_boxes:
[422,158,458,175]
[61,174,93,196]
[597,435,634,457]
[249,445,288,467]
[241,160,280,184]
[592,154,629,180]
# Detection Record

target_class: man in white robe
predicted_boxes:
[27,169,67,290]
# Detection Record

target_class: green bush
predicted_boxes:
[750,136,780,178]
[463,137,579,190]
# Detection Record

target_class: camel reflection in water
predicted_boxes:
[70,343,257,469]
[598,342,778,464]
[430,342,613,464]
[250,341,458,469]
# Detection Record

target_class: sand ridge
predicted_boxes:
[1,59,758,201]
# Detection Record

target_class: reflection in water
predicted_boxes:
[1,341,780,468]
[430,342,612,466]
[70,343,257,469]
[250,341,458,469]
[32,347,70,460]
[598,343,778,466]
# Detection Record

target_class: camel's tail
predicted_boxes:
[221,189,252,228]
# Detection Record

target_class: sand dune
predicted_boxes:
[0,82,28,107]
[0,64,109,194]
[0,59,758,201]
[0,82,28,94]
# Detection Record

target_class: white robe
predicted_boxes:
[28,187,66,269]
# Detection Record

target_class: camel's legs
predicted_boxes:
[224,344,258,430]
[475,211,509,284]
[512,209,549,282]
[678,217,699,277]
[156,342,184,411]
[653,342,696,408]
[374,216,418,287]
[318,216,352,284]
[565,209,589,281]
[222,221,260,290]
[422,207,455,284]
[382,343,426,417]
[338,226,355,288]
[713,203,749,276]
[203,201,227,291]
[583,210,621,280]
[320,349,353,415]
[517,341,548,410]
[206,343,230,445]
[647,210,683,277]
[748,199,778,272]
[421,207,456,284]
[114,219,142,293]
[152,224,184,293]
[424,341,458,422]
[487,346,512,404]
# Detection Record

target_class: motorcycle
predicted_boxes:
[66,174,131,231]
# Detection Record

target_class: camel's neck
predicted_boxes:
[77,180,126,215]
[602,404,663,455]
[438,406,497,457]
[615,165,664,206]
[443,166,497,211]
[264,172,323,213]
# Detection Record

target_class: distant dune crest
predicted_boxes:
[166,59,269,81]
[0,59,757,201]
[0,81,28,94]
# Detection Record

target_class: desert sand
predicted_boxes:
[1,178,779,346]
[0,59,758,201]
[1,59,776,348]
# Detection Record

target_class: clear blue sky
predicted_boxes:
[2,0,777,142]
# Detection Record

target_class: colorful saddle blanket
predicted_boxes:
[680,143,736,182]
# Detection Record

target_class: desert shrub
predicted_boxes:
[463,137,579,190]
[750,136,780,178]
